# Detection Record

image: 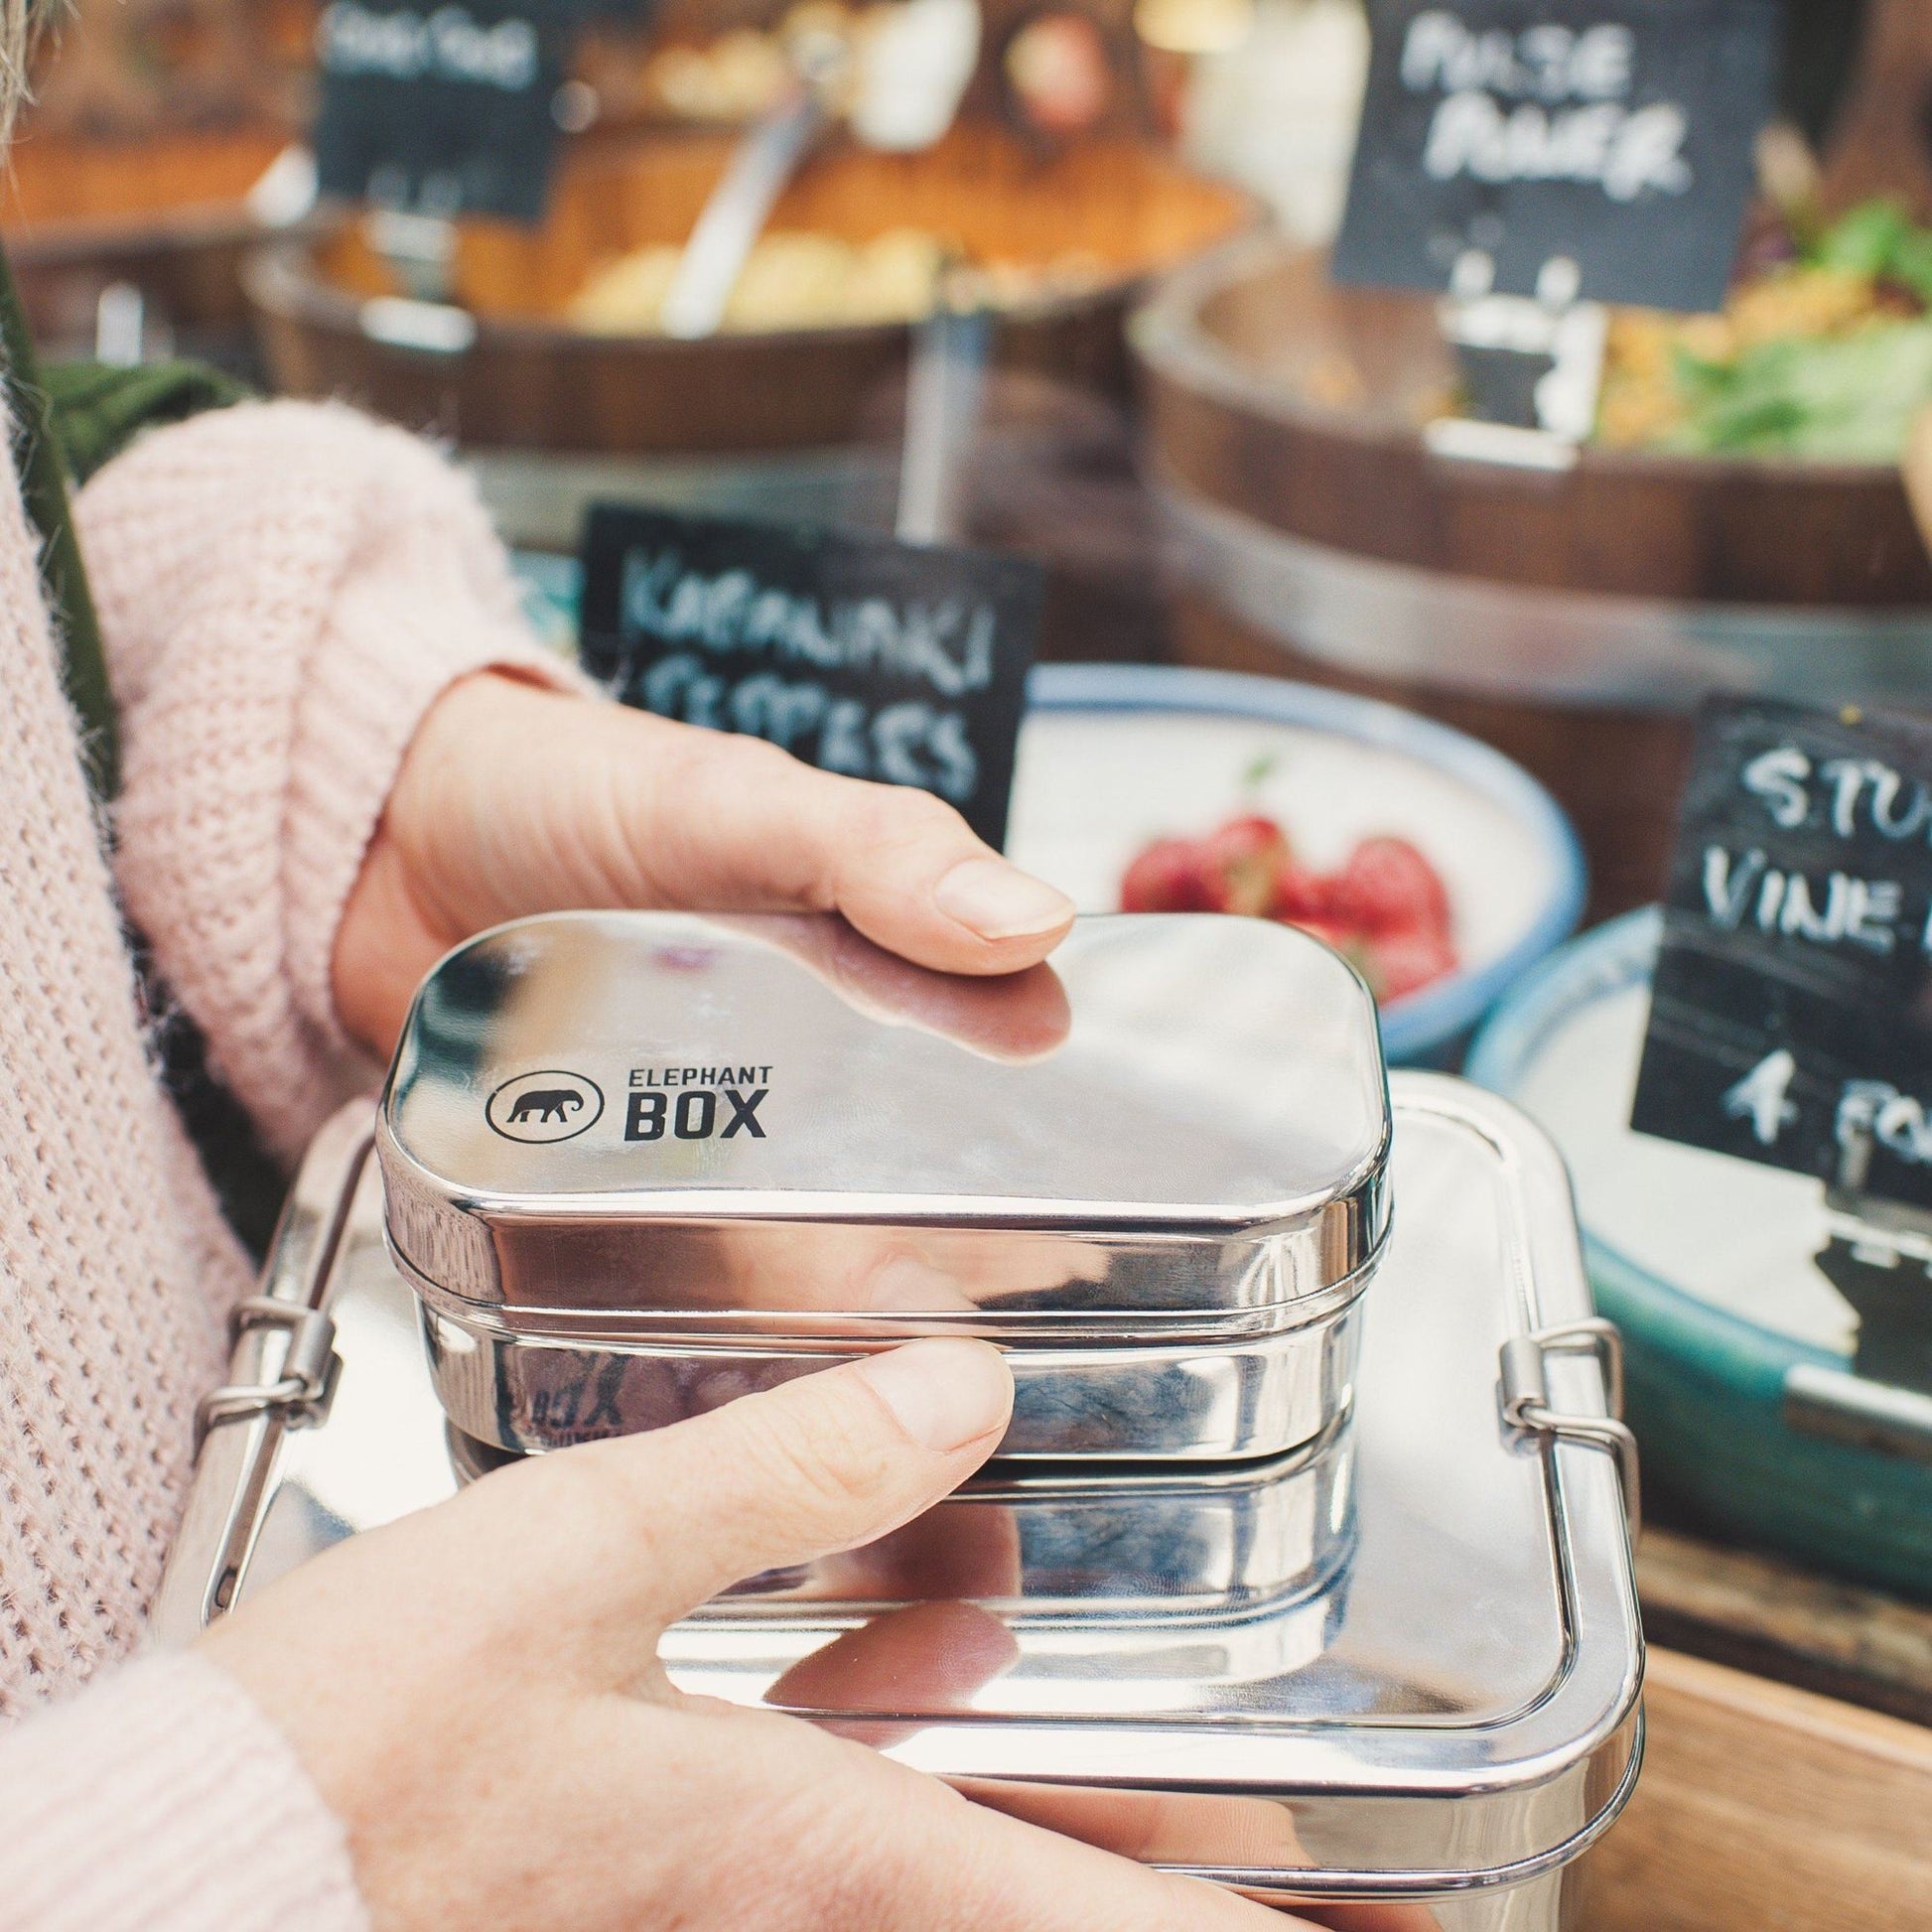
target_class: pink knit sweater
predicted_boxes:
[0,399,572,1928]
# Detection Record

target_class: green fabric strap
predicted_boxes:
[0,251,253,803]
[0,248,119,800]
[42,357,253,488]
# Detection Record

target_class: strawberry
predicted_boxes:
[1328,837,1452,938]
[1282,916,1378,984]
[1121,815,1293,916]
[1122,818,1458,1007]
[1121,837,1229,912]
[1200,815,1293,917]
[1272,862,1334,924]
[1367,926,1459,1001]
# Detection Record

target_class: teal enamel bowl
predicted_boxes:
[1467,908,1932,1599]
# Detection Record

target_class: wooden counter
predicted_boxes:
[1577,1647,1932,1931]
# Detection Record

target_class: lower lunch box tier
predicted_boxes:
[449,1420,1358,1625]
[159,1072,1642,1922]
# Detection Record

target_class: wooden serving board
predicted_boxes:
[1576,1647,1932,1932]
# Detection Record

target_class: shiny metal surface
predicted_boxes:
[165,1073,1641,1922]
[149,1103,373,1648]
[420,1297,1361,1460]
[379,909,1391,1458]
[449,1419,1356,1623]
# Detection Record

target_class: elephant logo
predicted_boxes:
[486,1070,606,1144]
[509,1089,583,1125]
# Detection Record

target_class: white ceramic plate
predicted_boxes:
[1012,665,1586,1061]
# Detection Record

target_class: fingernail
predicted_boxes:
[933,859,1075,942]
[858,1339,1013,1452]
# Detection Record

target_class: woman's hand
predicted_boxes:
[332,672,1076,1054]
[200,1340,1300,1932]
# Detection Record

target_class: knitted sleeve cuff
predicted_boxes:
[74,400,588,1162]
[0,1651,369,1932]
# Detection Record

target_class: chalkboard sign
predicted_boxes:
[312,0,580,221]
[1333,0,1780,312]
[1632,696,1932,1213]
[578,506,1043,850]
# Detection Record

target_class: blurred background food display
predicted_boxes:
[7,0,1926,848]
[1594,199,1932,462]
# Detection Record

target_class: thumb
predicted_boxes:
[470,1339,1015,1680]
[582,699,1077,974]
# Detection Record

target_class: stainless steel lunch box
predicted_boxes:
[375,909,1393,1461]
[450,1419,1358,1628]
[158,1073,1642,1925]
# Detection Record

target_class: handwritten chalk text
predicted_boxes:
[621,548,997,700]
[1400,10,1691,203]
[317,1,538,89]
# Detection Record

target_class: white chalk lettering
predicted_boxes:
[1742,744,1813,830]
[618,547,999,697]
[317,1,537,89]
[1775,872,1836,943]
[927,711,979,802]
[819,699,872,778]
[1601,102,1691,201]
[1789,752,1932,845]
[1838,1080,1932,1167]
[1720,859,1909,950]
[1724,1048,1797,1148]
[635,656,977,801]
[1422,91,1688,200]
[1400,13,1632,103]
[1703,843,1765,927]
[1818,756,1868,839]
[1845,877,1902,952]
[727,672,826,751]
[1869,761,1932,841]
[642,653,725,730]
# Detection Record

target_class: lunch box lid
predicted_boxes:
[376,910,1393,1324]
[161,1073,1642,1898]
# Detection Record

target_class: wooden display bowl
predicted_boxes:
[245,124,1254,454]
[2,127,293,344]
[1133,233,1932,920]
[1136,233,1932,609]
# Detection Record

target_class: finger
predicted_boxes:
[962,1778,1306,1870]
[958,1782,1443,1932]
[463,1339,1015,1680]
[933,1799,1317,1931]
[703,1711,1307,1931]
[1291,1903,1447,1932]
[589,706,1075,973]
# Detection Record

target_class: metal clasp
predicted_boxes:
[193,1297,341,1450]
[1499,1316,1641,1537]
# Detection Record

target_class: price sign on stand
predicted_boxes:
[1633,697,1932,1415]
[1333,0,1781,312]
[578,506,1043,850]
[312,0,583,220]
